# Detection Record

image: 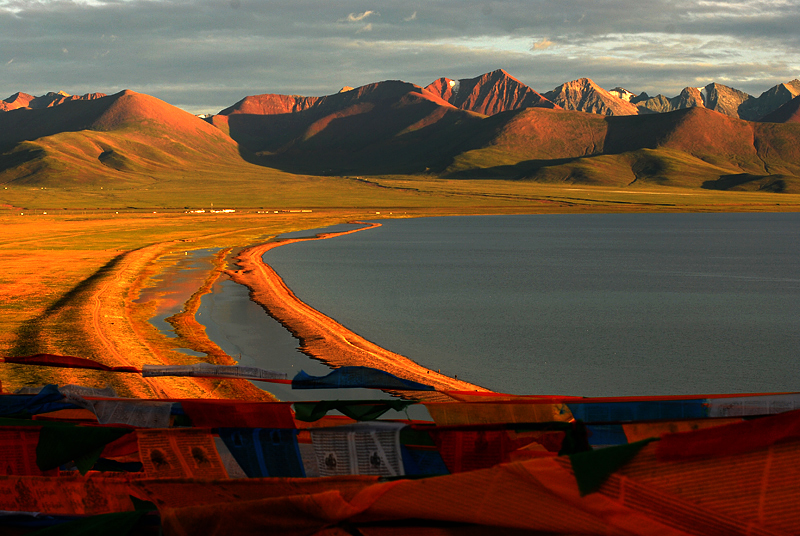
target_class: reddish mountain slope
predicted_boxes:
[5,75,799,192]
[0,90,234,149]
[445,104,800,190]
[0,92,34,111]
[0,90,241,186]
[759,95,800,123]
[424,69,557,115]
[543,78,638,116]
[218,93,321,116]
[454,106,762,167]
[208,80,477,173]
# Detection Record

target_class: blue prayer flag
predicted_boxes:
[219,428,305,478]
[292,367,435,391]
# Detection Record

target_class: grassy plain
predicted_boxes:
[1,176,799,397]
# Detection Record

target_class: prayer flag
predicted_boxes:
[137,428,228,480]
[142,363,287,381]
[180,400,295,429]
[0,474,136,515]
[292,367,434,391]
[218,429,305,478]
[310,422,406,477]
[400,445,449,476]
[569,439,656,496]
[0,427,56,476]
[36,426,132,474]
[567,400,707,423]
[293,399,415,422]
[425,401,573,425]
[656,408,800,461]
[0,385,78,417]
[63,393,172,429]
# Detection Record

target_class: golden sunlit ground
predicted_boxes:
[2,179,799,398]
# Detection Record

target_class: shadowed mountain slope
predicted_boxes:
[218,93,322,116]
[443,106,800,192]
[740,80,800,120]
[208,80,484,174]
[759,95,800,124]
[424,69,557,115]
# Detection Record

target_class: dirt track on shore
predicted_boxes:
[227,222,492,402]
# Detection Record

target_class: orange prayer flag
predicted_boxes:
[425,401,573,426]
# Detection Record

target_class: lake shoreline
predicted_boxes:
[226,221,491,401]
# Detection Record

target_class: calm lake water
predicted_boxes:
[262,213,800,397]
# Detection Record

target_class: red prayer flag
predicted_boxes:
[180,400,296,429]
[657,408,800,461]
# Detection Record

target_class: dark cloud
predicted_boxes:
[0,0,797,112]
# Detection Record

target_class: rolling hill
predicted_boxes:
[445,106,800,192]
[0,90,243,187]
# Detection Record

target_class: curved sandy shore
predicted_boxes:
[227,222,492,401]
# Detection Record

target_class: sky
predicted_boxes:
[1,0,799,114]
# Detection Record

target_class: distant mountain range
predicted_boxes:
[2,71,799,193]
[0,91,106,112]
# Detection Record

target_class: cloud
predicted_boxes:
[341,10,377,23]
[0,0,797,112]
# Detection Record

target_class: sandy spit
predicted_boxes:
[227,222,492,402]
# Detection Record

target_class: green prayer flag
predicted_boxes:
[36,425,132,474]
[569,438,656,496]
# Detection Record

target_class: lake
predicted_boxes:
[260,213,800,397]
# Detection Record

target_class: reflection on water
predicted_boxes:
[140,246,428,417]
[197,278,427,413]
[135,248,221,336]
